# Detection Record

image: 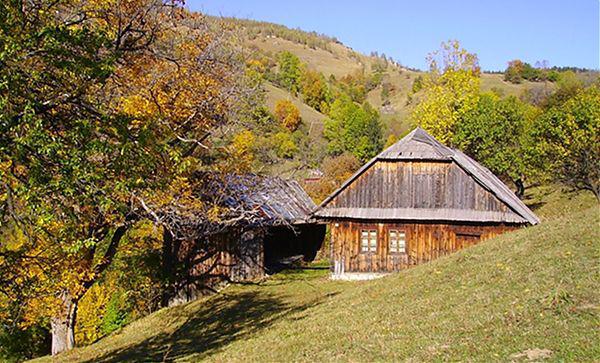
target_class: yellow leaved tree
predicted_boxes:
[0,0,250,356]
[411,40,481,144]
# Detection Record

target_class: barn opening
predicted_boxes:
[165,173,325,306]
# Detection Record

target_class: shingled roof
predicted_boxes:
[314,127,540,225]
[218,174,317,225]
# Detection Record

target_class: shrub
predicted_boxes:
[274,100,302,131]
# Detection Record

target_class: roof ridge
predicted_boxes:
[314,127,539,225]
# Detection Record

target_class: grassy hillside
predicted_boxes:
[238,20,550,142]
[263,81,326,140]
[34,188,599,362]
[248,36,364,79]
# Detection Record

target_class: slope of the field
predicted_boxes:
[249,36,364,79]
[230,17,557,145]
[263,81,326,140]
[34,188,599,362]
[248,30,543,140]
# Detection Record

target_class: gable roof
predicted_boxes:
[378,127,454,160]
[314,127,540,225]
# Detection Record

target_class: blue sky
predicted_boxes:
[187,0,599,71]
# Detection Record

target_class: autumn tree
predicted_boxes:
[300,68,330,112]
[0,0,247,355]
[505,59,547,84]
[337,70,369,103]
[530,86,600,200]
[274,99,302,131]
[453,94,540,197]
[384,134,399,148]
[505,59,526,83]
[411,40,480,144]
[304,153,361,203]
[226,130,257,172]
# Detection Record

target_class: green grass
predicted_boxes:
[33,187,599,362]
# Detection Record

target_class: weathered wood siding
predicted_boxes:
[187,224,326,284]
[330,221,517,273]
[186,228,266,284]
[330,161,513,214]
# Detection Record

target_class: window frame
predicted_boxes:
[388,229,407,254]
[360,229,378,254]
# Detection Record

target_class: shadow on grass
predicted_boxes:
[526,201,546,211]
[87,289,332,362]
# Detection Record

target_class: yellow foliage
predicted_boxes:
[226,130,256,173]
[274,99,302,131]
[384,134,398,148]
[411,43,480,144]
[2,0,245,347]
[75,283,112,345]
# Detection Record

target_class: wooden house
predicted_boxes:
[313,127,539,279]
[167,174,325,305]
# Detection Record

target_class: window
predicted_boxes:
[361,230,377,253]
[389,230,406,253]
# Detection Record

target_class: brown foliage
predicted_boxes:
[304,153,361,203]
[274,100,302,131]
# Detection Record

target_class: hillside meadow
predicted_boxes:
[3,6,598,361]
[32,187,600,362]
[244,23,564,151]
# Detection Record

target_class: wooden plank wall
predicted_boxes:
[188,228,266,283]
[331,161,512,214]
[330,221,517,273]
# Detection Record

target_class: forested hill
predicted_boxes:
[217,16,597,188]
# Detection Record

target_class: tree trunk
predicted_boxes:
[161,228,177,307]
[514,178,525,199]
[50,225,127,355]
[51,292,78,355]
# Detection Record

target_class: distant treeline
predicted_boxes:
[222,17,340,52]
[504,60,597,84]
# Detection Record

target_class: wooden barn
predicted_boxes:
[313,127,539,279]
[166,174,325,305]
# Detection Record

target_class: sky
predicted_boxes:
[187,0,599,71]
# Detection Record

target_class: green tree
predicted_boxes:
[542,71,584,108]
[323,95,383,162]
[277,51,302,95]
[531,86,600,200]
[454,94,539,197]
[272,132,299,158]
[412,75,424,93]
